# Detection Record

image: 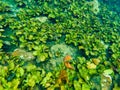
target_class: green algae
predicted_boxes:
[0,0,120,89]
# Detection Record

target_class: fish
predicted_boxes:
[63,55,74,70]
[64,62,74,70]
[63,55,72,62]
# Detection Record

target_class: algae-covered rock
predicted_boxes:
[35,16,48,23]
[12,48,35,61]
[50,43,77,64]
[50,43,77,57]
[87,0,100,14]
[43,43,77,71]
[101,69,113,90]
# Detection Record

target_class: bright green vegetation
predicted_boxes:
[0,0,120,90]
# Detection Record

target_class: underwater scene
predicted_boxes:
[0,0,120,90]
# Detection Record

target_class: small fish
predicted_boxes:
[63,55,72,62]
[64,62,74,70]
[63,55,74,70]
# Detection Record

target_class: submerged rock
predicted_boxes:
[50,43,76,57]
[35,16,48,23]
[12,48,35,61]
[87,0,100,14]
[101,69,113,90]
[44,43,77,71]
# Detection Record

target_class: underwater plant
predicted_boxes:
[0,0,120,89]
